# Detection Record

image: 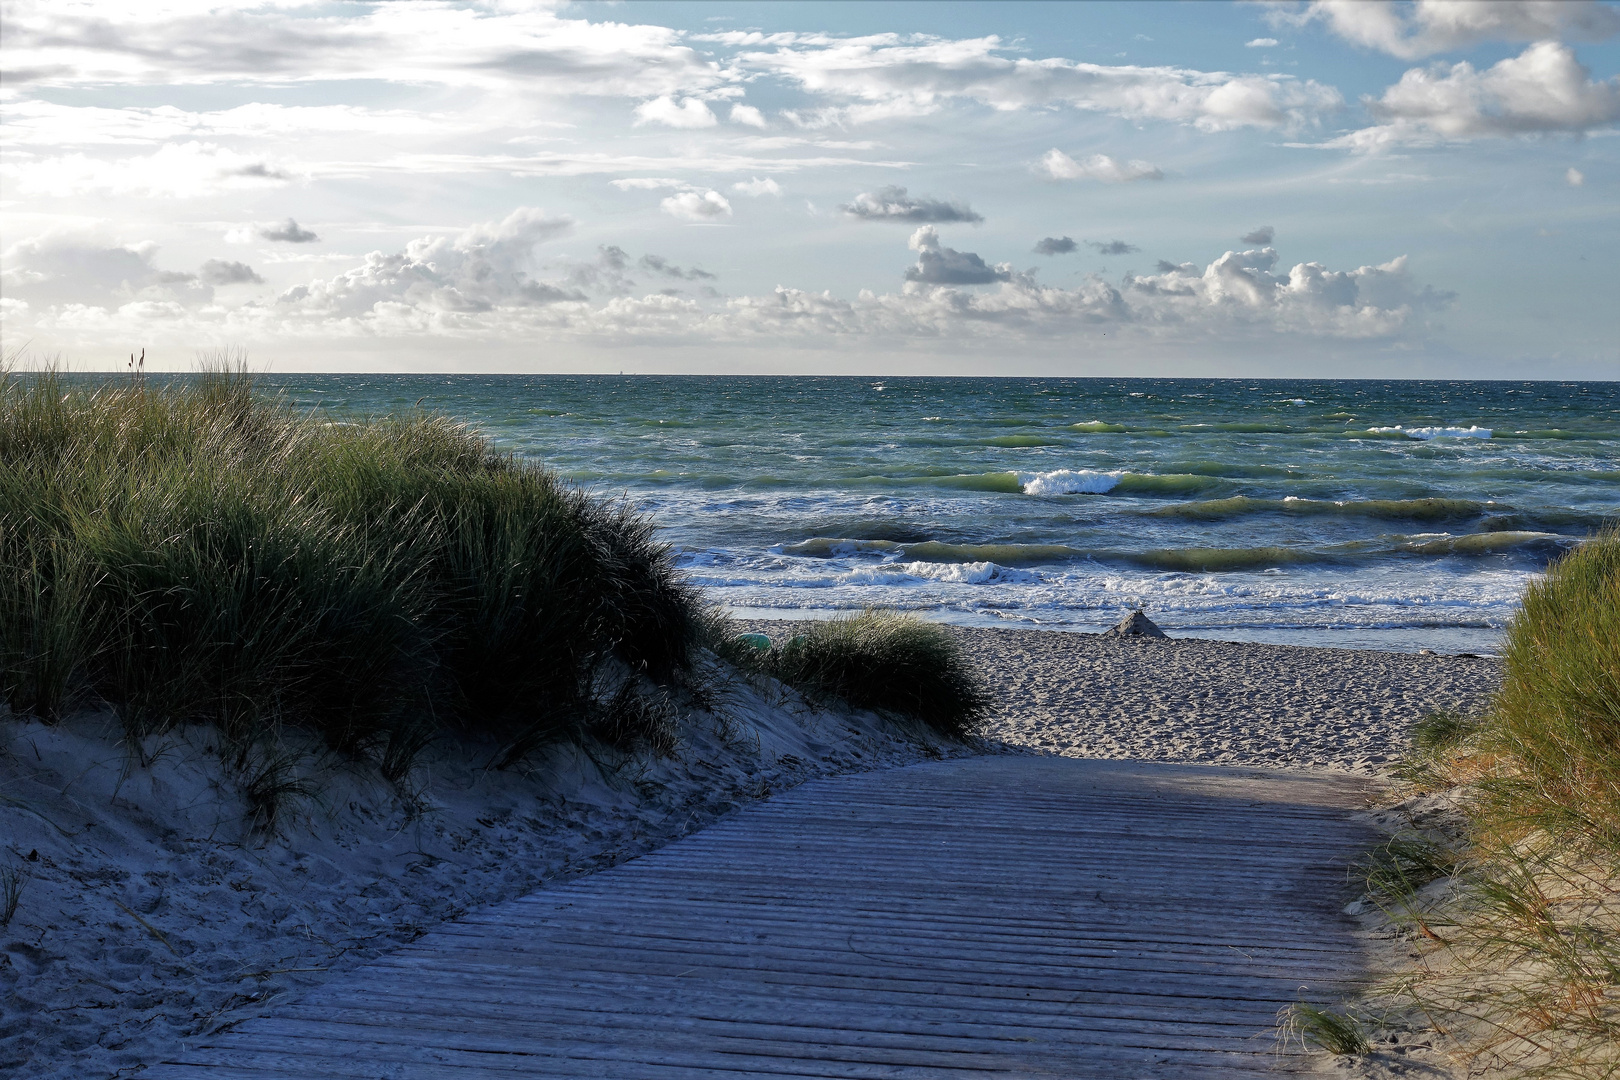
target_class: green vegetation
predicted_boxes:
[1279,1002,1371,1056]
[713,609,992,738]
[1373,532,1620,1078]
[0,369,700,767]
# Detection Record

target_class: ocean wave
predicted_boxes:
[901,541,1088,564]
[1367,425,1493,440]
[778,537,902,558]
[1148,496,1495,523]
[1071,420,1128,433]
[984,434,1065,447]
[1018,469,1122,495]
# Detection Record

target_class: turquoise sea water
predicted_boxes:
[266,375,1618,653]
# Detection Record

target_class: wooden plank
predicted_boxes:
[147,757,1379,1077]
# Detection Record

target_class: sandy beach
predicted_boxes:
[4,629,1501,1078]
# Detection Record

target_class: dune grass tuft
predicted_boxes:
[1373,532,1620,1077]
[0,368,701,770]
[1279,1001,1371,1056]
[716,610,992,738]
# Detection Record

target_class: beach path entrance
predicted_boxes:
[149,757,1380,1078]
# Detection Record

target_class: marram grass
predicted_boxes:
[715,609,993,738]
[1372,532,1620,1078]
[0,368,700,762]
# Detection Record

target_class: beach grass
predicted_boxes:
[1375,532,1620,1076]
[715,610,992,738]
[0,368,701,766]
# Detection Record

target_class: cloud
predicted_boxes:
[1087,240,1140,256]
[1038,150,1163,182]
[1034,236,1077,255]
[0,230,213,308]
[1246,38,1280,49]
[842,185,983,223]
[1,141,295,198]
[1242,225,1275,245]
[904,225,1012,285]
[1567,166,1586,186]
[277,207,577,316]
[633,96,719,128]
[1283,0,1620,60]
[732,176,782,196]
[611,177,687,190]
[228,218,320,244]
[638,254,716,280]
[729,103,767,127]
[198,259,263,286]
[738,34,1341,131]
[1331,42,1620,151]
[1,3,730,98]
[661,190,732,220]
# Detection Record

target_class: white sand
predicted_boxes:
[953,628,1501,774]
[0,668,968,1080]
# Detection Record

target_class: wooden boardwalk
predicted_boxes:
[150,757,1380,1079]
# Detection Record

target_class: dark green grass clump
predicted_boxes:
[0,369,700,763]
[719,610,992,738]
[1483,530,1620,851]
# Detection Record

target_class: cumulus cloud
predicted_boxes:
[277,207,578,317]
[1246,38,1280,49]
[1567,166,1586,186]
[842,186,983,223]
[1,141,295,198]
[0,230,213,308]
[661,190,732,221]
[1034,236,1077,255]
[199,259,263,286]
[1282,0,1620,60]
[1332,42,1620,150]
[904,225,1012,285]
[737,34,1341,131]
[729,104,767,127]
[633,96,719,128]
[1087,240,1140,256]
[1038,150,1163,182]
[638,254,716,280]
[732,176,782,196]
[226,218,320,244]
[1242,225,1276,245]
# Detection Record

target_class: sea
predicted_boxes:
[265,375,1618,654]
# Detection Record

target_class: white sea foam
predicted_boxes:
[1019,469,1123,495]
[1370,425,1493,440]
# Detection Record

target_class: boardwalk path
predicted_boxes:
[151,757,1381,1079]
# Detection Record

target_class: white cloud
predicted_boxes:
[0,3,729,98]
[737,34,1342,131]
[1246,38,1280,49]
[0,229,213,307]
[198,258,263,286]
[1284,0,1620,60]
[842,186,983,223]
[6,219,1452,353]
[660,190,732,220]
[226,218,320,244]
[904,225,1012,284]
[277,207,577,317]
[1567,166,1586,186]
[633,96,719,128]
[732,176,782,196]
[611,177,688,191]
[729,103,767,127]
[1331,42,1620,151]
[1,141,296,198]
[0,100,449,147]
[1039,149,1164,182]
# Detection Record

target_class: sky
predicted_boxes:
[2,0,1618,377]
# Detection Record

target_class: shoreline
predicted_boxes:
[743,621,1502,775]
